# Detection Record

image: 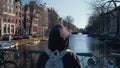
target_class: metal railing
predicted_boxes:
[77,52,120,68]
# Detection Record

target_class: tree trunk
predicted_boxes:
[29,17,33,35]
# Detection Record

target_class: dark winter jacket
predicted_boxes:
[37,50,82,68]
[37,24,82,68]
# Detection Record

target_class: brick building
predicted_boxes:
[0,0,16,36]
[0,0,59,37]
[15,0,24,35]
[0,0,24,36]
[48,8,60,33]
[38,4,48,36]
[23,1,39,35]
[23,1,49,36]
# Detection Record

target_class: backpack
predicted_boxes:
[45,49,71,68]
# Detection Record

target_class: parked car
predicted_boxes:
[2,34,12,40]
[13,34,23,40]
[32,34,39,38]
[23,34,31,39]
[108,32,116,37]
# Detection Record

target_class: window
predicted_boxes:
[11,0,14,4]
[18,7,21,12]
[19,20,21,25]
[17,12,19,16]
[4,18,6,22]
[8,24,10,33]
[8,17,10,22]
[19,13,21,17]
[16,12,17,15]
[7,6,10,13]
[3,5,7,12]
[11,17,14,23]
[33,27,37,32]
[8,0,11,3]
[11,25,14,33]
[11,7,14,14]
[4,24,7,33]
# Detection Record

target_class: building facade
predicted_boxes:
[0,0,16,36]
[15,0,24,35]
[0,0,59,37]
[24,1,39,35]
[38,4,48,36]
[24,1,49,36]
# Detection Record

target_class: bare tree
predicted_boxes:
[23,5,28,33]
[22,0,42,35]
[64,16,74,32]
[29,1,39,35]
[86,0,120,35]
[86,0,115,33]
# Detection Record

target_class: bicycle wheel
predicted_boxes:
[0,61,19,68]
[99,56,116,68]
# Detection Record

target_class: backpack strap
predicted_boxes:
[60,50,68,57]
[45,49,53,57]
[45,49,73,58]
[60,49,73,57]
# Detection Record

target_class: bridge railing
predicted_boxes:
[77,53,120,68]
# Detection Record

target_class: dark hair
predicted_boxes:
[48,24,70,52]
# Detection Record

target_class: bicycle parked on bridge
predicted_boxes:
[24,49,43,68]
[99,53,120,68]
[77,53,98,68]
[77,52,120,68]
[0,48,19,68]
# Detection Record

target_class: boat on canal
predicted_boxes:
[0,42,18,49]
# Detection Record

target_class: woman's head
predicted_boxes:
[48,24,70,51]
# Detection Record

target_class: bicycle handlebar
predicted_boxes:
[111,53,120,58]
[26,49,43,54]
[77,53,93,57]
[0,48,18,52]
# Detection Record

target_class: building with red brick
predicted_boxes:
[23,1,49,36]
[0,0,16,36]
[15,0,24,35]
[0,0,24,36]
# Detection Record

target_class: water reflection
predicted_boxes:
[69,34,89,53]
[69,33,120,68]
[69,33,111,55]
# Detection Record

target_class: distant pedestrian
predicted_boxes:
[37,24,82,68]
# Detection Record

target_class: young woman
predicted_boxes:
[37,24,82,68]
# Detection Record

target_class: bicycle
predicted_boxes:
[0,43,20,68]
[99,53,120,68]
[24,49,43,68]
[77,53,98,68]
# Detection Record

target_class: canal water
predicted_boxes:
[69,33,120,68]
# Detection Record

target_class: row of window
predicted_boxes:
[3,0,23,14]
[4,17,14,23]
[3,24,14,33]
[7,0,14,4]
[3,5,14,14]
[4,18,24,25]
[16,19,24,26]
[16,6,22,12]
[16,12,23,17]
